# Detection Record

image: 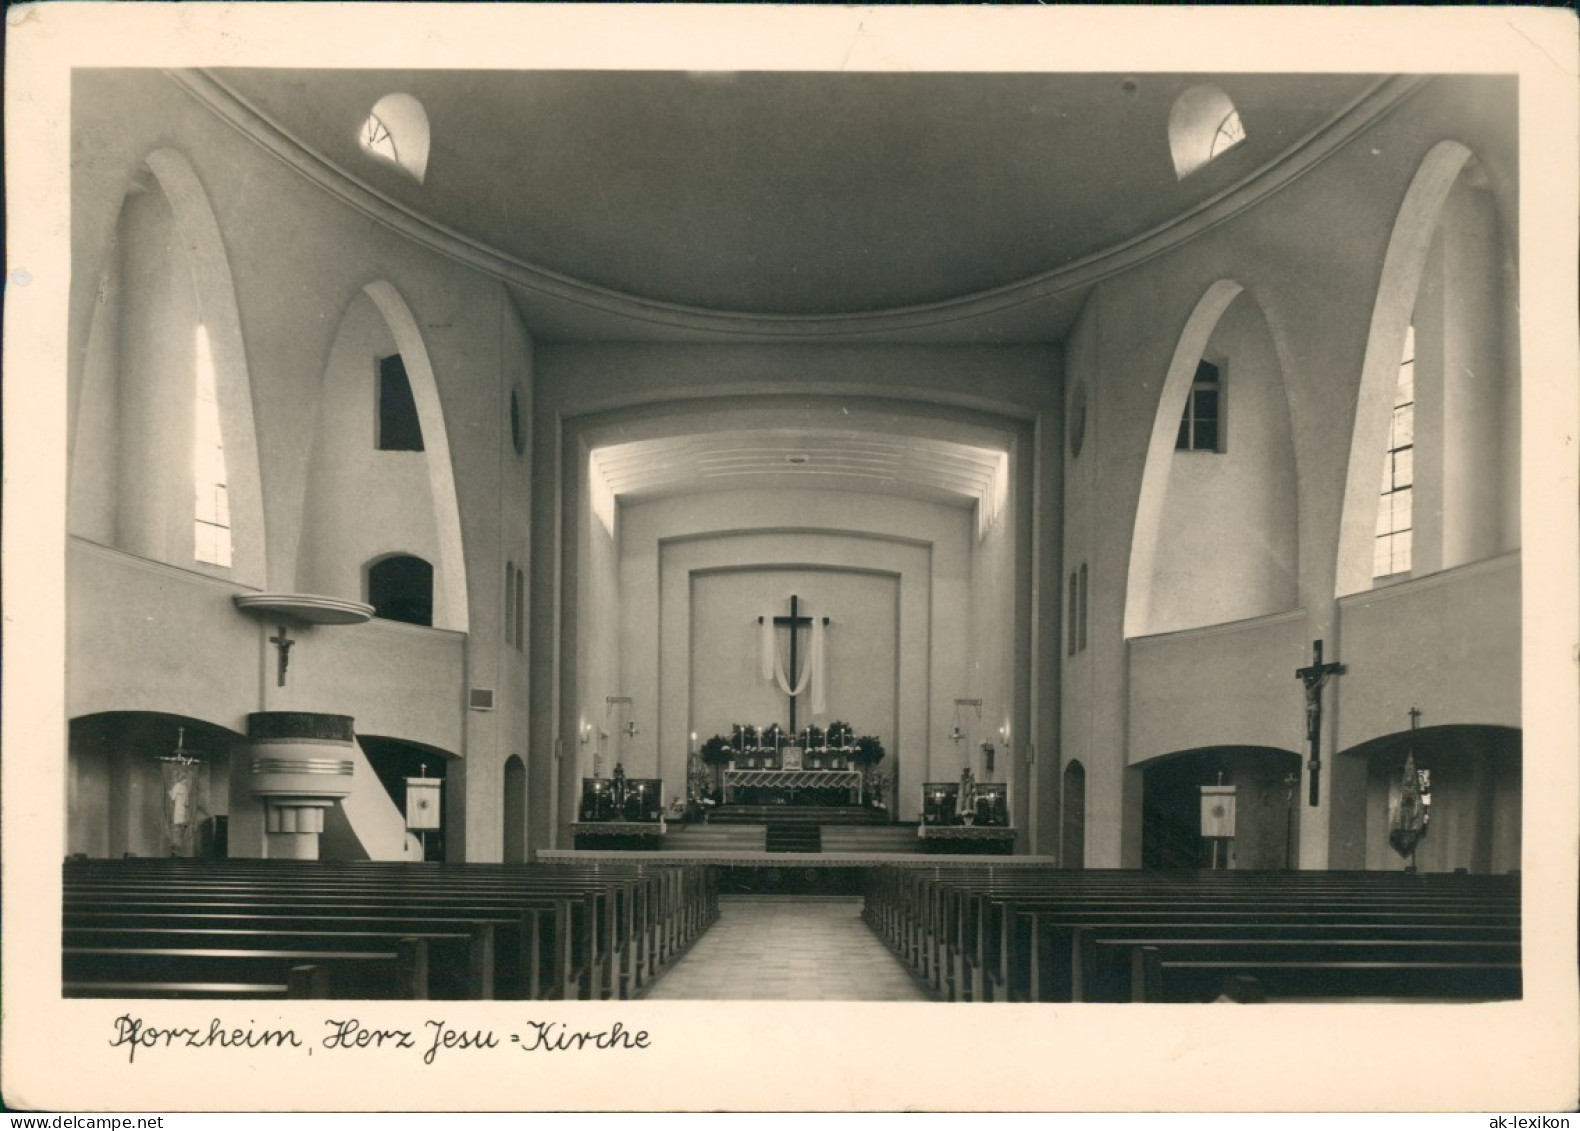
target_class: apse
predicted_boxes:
[553,395,1031,840]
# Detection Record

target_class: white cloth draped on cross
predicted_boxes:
[760,606,827,717]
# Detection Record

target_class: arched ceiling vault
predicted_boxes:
[580,398,1020,509]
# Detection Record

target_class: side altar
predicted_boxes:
[917,774,1013,854]
[572,767,666,849]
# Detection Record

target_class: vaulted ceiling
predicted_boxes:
[189,67,1405,506]
[202,69,1400,342]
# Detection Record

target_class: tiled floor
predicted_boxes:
[641,895,932,1001]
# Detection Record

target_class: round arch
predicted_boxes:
[1125,280,1241,637]
[362,280,471,631]
[69,148,268,588]
[1335,141,1477,597]
[1125,280,1301,638]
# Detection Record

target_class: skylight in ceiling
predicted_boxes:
[1169,85,1246,179]
[360,93,430,184]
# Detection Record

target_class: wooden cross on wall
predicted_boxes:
[757,594,830,734]
[1295,639,1345,807]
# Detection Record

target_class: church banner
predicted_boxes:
[1200,784,1237,839]
[406,777,443,830]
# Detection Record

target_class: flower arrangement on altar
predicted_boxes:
[700,735,733,765]
[760,723,785,750]
[800,724,826,751]
[852,734,886,766]
[825,720,855,749]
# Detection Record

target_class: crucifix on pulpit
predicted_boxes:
[269,625,295,687]
[757,594,830,734]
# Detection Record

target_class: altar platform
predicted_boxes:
[707,804,887,825]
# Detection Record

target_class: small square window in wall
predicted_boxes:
[378,354,425,451]
[1176,360,1223,452]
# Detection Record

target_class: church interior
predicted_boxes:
[58,65,1527,1006]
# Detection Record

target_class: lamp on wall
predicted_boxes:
[606,696,636,739]
[951,698,982,744]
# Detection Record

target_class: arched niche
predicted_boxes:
[503,755,528,863]
[367,553,435,626]
[1060,759,1086,869]
[1138,745,1301,870]
[1336,142,1519,596]
[68,148,267,588]
[297,281,469,631]
[1338,724,1520,875]
[68,711,244,860]
[1125,282,1299,637]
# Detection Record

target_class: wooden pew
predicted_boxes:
[62,858,718,1002]
[862,866,1521,1005]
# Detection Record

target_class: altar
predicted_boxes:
[723,768,863,805]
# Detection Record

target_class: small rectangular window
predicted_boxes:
[378,354,425,451]
[504,562,515,646]
[1176,360,1224,452]
[515,566,526,651]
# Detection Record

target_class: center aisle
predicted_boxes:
[640,895,931,1001]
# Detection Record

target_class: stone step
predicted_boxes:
[765,822,822,853]
[820,826,922,853]
[662,826,767,852]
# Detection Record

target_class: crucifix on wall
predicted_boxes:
[1295,638,1345,807]
[269,625,296,687]
[757,594,830,734]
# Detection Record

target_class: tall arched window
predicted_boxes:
[192,325,232,567]
[1375,326,1416,578]
[368,554,434,626]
